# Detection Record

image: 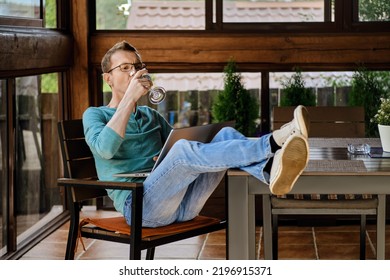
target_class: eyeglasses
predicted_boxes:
[107,62,145,74]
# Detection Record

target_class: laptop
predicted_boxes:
[114,120,235,178]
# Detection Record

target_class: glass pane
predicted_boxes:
[0,79,7,257]
[270,71,355,129]
[0,0,41,19]
[270,71,354,107]
[102,72,261,129]
[15,74,62,247]
[44,0,57,28]
[96,0,206,30]
[358,0,390,21]
[223,0,331,23]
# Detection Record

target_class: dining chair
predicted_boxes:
[270,106,377,260]
[57,119,226,260]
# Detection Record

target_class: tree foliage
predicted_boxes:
[349,68,390,137]
[44,0,56,28]
[359,0,390,21]
[96,0,128,29]
[41,73,58,93]
[280,70,316,107]
[212,60,259,136]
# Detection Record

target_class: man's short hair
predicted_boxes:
[101,41,142,73]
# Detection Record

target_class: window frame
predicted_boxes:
[0,0,44,28]
[90,0,390,34]
[349,0,390,32]
[0,16,43,28]
[0,0,70,30]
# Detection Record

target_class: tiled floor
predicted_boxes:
[20,207,390,260]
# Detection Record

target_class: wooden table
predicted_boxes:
[227,138,390,260]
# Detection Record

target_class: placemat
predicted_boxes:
[305,159,367,172]
[309,138,381,148]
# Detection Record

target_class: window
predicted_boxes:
[102,71,261,129]
[0,73,62,258]
[96,0,206,30]
[95,0,336,31]
[0,79,8,257]
[0,0,57,28]
[44,0,57,28]
[222,0,334,23]
[358,0,390,22]
[270,71,354,108]
[15,74,61,245]
[0,0,41,19]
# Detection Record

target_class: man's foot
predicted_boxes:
[273,105,310,146]
[269,134,309,195]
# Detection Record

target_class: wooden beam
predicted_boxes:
[0,28,72,77]
[90,33,390,72]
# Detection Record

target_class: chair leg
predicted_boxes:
[360,214,366,260]
[65,203,80,260]
[130,245,142,260]
[146,248,156,260]
[272,214,279,260]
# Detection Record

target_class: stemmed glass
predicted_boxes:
[142,74,166,104]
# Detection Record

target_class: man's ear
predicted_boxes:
[102,73,112,88]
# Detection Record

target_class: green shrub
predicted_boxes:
[349,68,390,137]
[280,70,316,107]
[212,59,259,136]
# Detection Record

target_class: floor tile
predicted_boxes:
[277,231,314,245]
[277,244,317,260]
[315,231,361,245]
[317,244,362,260]
[199,244,227,260]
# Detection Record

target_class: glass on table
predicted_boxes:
[347,143,371,155]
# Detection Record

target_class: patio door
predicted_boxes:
[0,74,65,259]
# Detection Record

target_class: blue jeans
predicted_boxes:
[124,127,273,227]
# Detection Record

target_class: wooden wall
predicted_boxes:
[90,33,390,73]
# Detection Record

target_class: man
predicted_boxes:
[83,40,310,228]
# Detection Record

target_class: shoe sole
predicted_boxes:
[270,136,309,195]
[294,105,310,138]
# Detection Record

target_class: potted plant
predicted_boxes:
[371,97,390,152]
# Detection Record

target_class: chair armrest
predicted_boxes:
[57,178,143,190]
[59,178,145,237]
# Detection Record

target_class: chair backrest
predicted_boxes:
[58,119,107,200]
[272,106,365,137]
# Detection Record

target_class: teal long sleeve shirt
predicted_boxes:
[82,105,172,214]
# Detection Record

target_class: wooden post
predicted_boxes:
[69,0,89,119]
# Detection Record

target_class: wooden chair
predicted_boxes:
[57,119,226,260]
[272,106,366,137]
[270,106,377,260]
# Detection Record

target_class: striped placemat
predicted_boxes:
[305,159,367,172]
[309,138,381,148]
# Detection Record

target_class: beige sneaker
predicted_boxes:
[273,105,310,146]
[269,134,309,195]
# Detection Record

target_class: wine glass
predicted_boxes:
[142,74,166,104]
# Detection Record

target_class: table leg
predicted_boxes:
[376,194,386,260]
[228,176,251,259]
[262,194,273,260]
[248,193,256,259]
